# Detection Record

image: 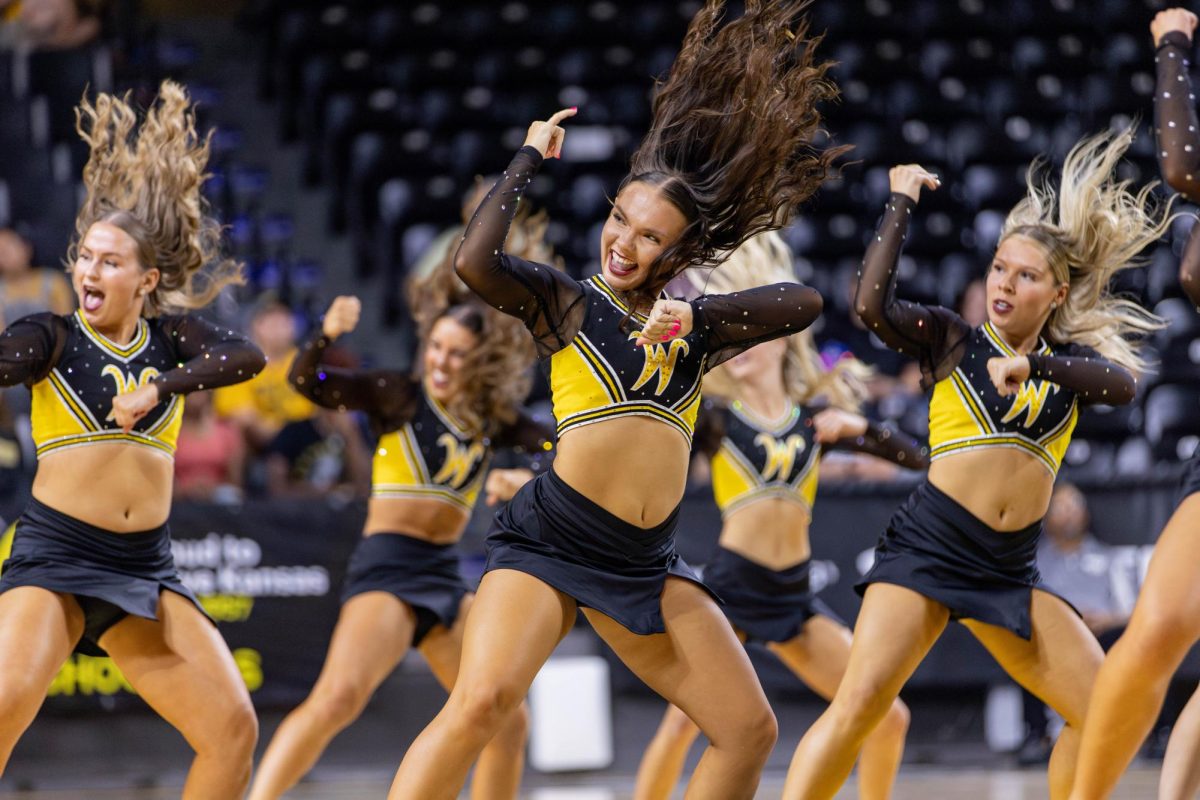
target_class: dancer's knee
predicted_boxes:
[308,679,373,731]
[454,679,526,735]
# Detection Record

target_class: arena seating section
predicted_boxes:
[2,0,1197,477]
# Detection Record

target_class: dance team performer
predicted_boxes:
[633,231,924,800]
[388,1,844,796]
[0,81,266,798]
[1068,10,1200,800]
[785,128,1169,800]
[248,218,556,800]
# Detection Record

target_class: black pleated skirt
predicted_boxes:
[341,532,469,646]
[484,468,716,635]
[856,481,1076,640]
[703,546,841,643]
[0,498,209,655]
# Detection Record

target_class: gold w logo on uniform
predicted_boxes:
[755,433,806,481]
[433,433,486,489]
[101,365,161,421]
[1000,380,1058,428]
[629,334,689,396]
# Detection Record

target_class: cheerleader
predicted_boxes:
[388,2,844,797]
[786,129,1168,800]
[247,220,555,800]
[1068,11,1200,799]
[632,231,925,800]
[0,82,265,797]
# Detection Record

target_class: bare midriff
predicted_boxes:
[719,498,812,571]
[363,496,470,544]
[553,416,690,528]
[928,448,1055,531]
[35,444,175,532]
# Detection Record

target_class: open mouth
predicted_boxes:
[82,286,105,313]
[607,250,636,278]
[428,369,451,391]
[991,299,1013,316]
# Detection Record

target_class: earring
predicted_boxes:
[1050,302,1057,309]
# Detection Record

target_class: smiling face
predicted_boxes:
[423,315,480,403]
[985,234,1068,343]
[598,181,689,293]
[72,222,158,334]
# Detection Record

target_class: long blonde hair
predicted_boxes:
[695,231,870,412]
[70,80,244,316]
[1001,128,1170,374]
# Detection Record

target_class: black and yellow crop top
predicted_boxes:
[289,332,554,512]
[452,146,824,446]
[0,311,264,460]
[855,193,1137,477]
[694,399,927,517]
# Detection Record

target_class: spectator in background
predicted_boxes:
[958,278,988,328]
[0,227,73,325]
[3,0,101,51]
[0,227,74,457]
[263,408,371,501]
[213,299,315,451]
[174,390,244,504]
[1017,482,1131,764]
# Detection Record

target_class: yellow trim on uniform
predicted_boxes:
[45,369,101,432]
[947,371,994,434]
[981,321,1052,359]
[930,435,1058,474]
[75,311,150,360]
[574,335,625,403]
[36,430,176,459]
[372,484,474,511]
[424,391,471,439]
[557,402,693,442]
[589,276,649,323]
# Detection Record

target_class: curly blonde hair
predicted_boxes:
[70,80,243,316]
[1001,127,1171,374]
[407,202,560,436]
[696,231,870,412]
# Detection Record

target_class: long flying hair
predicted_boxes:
[621,0,848,313]
[697,231,869,412]
[71,80,243,315]
[1001,128,1171,374]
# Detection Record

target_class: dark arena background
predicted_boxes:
[0,0,1195,797]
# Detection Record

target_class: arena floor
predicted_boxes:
[0,766,1162,798]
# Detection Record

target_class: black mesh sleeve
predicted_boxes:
[1027,345,1137,406]
[1156,31,1200,199]
[454,146,585,356]
[1181,216,1200,309]
[828,420,929,470]
[693,284,823,370]
[855,193,973,387]
[288,330,419,432]
[691,399,728,459]
[154,315,267,396]
[492,408,556,473]
[0,313,68,387]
